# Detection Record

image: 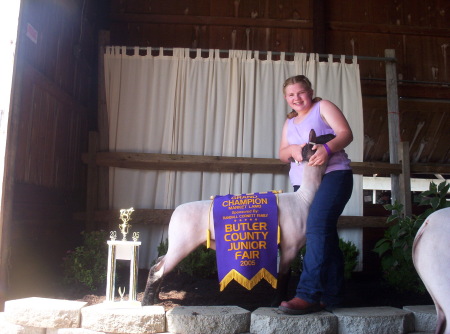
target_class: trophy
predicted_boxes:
[105,207,141,307]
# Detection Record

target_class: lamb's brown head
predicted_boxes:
[301,129,335,162]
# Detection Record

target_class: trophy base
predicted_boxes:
[102,300,142,309]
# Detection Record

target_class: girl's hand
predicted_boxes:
[288,144,305,164]
[308,144,329,166]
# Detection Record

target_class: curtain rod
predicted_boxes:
[109,46,450,86]
[116,46,397,62]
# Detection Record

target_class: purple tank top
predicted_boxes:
[286,101,351,186]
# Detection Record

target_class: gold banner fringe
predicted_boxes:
[206,229,211,249]
[206,196,215,249]
[219,268,278,291]
[277,225,281,244]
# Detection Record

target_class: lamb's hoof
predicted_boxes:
[270,295,284,307]
[142,295,153,306]
[142,293,161,306]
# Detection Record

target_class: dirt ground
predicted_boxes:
[77,270,433,312]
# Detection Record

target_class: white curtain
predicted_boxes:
[104,47,364,269]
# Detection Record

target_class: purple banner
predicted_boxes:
[213,192,279,291]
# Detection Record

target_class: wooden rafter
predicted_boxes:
[81,151,450,176]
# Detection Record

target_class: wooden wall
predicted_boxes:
[108,0,450,167]
[1,0,105,302]
[1,0,448,305]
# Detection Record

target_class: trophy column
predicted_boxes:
[104,208,141,307]
[105,239,141,305]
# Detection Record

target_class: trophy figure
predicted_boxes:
[119,208,134,241]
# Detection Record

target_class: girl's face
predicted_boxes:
[284,83,313,113]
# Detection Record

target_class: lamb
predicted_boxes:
[142,129,330,306]
[413,207,450,334]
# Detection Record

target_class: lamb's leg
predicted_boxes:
[142,236,210,305]
[142,226,209,304]
[142,256,166,305]
[271,243,303,306]
[271,269,291,307]
[142,200,213,305]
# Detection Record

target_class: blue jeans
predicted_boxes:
[295,170,353,307]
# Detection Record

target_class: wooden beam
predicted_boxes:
[399,142,412,216]
[329,21,450,38]
[81,151,450,175]
[385,49,401,204]
[410,164,450,175]
[110,13,312,30]
[361,81,450,100]
[83,152,291,174]
[350,162,401,175]
[73,209,390,229]
[81,152,408,175]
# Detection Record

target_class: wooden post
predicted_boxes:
[385,49,401,206]
[399,142,412,216]
[97,30,110,210]
[86,132,99,231]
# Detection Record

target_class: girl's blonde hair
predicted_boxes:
[283,75,322,119]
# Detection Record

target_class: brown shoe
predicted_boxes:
[278,297,321,315]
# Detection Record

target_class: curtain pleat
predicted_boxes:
[104,48,364,269]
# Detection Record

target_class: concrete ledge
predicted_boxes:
[251,307,337,334]
[333,306,415,334]
[47,328,107,334]
[403,305,436,332]
[1,295,438,334]
[0,312,46,334]
[4,297,87,329]
[81,304,165,334]
[166,306,251,334]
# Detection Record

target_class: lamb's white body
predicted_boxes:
[413,207,450,334]
[142,160,325,305]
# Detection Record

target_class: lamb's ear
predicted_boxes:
[302,129,317,162]
[309,129,317,144]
